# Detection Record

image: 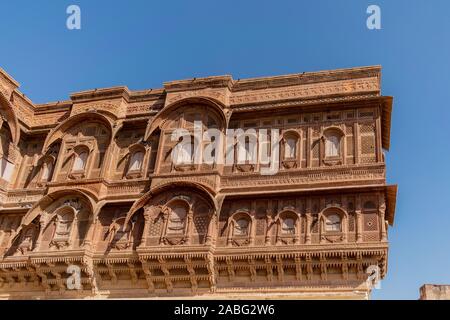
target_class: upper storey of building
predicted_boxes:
[1,65,391,149]
[0,66,395,223]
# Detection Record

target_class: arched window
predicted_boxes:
[0,158,14,182]
[167,206,187,235]
[209,136,216,158]
[237,135,256,163]
[41,160,54,181]
[175,137,194,165]
[284,137,297,159]
[281,217,296,235]
[73,151,88,171]
[234,218,250,236]
[54,210,74,241]
[245,137,251,160]
[325,135,340,157]
[129,151,144,172]
[259,132,271,163]
[325,214,341,232]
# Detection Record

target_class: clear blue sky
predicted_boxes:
[1,0,450,300]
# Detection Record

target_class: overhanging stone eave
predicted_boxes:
[231,65,381,91]
[385,184,398,226]
[381,96,393,151]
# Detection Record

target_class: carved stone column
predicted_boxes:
[68,215,79,248]
[275,219,281,245]
[354,122,360,164]
[249,216,256,246]
[139,210,152,248]
[305,199,312,244]
[33,218,47,251]
[342,215,348,242]
[294,216,300,244]
[205,214,216,245]
[185,208,194,245]
[307,127,312,168]
[265,202,273,245]
[227,219,233,247]
[319,217,325,244]
[342,195,348,242]
[82,217,98,249]
[379,198,387,241]
[356,197,363,243]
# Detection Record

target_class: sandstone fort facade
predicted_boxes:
[0,66,397,299]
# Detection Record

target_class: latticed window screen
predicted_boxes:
[256,219,266,235]
[346,137,354,156]
[194,215,208,234]
[312,143,319,159]
[359,122,376,163]
[361,136,375,154]
[363,213,379,231]
[348,213,355,232]
[149,219,162,237]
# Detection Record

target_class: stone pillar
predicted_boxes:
[227,219,233,247]
[342,215,348,242]
[0,216,4,245]
[100,142,115,179]
[51,140,67,182]
[354,122,360,164]
[319,217,325,244]
[275,219,281,245]
[265,201,273,245]
[139,211,151,248]
[186,209,193,245]
[34,218,47,251]
[379,196,387,241]
[295,216,300,244]
[375,112,383,162]
[307,127,312,168]
[82,217,98,249]
[69,215,79,247]
[205,214,216,245]
[356,197,363,243]
[305,199,312,244]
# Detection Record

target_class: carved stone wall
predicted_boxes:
[0,66,396,299]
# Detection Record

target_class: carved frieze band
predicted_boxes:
[229,78,379,105]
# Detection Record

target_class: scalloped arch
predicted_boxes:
[323,126,345,137]
[144,97,228,140]
[283,129,301,139]
[42,111,114,152]
[0,91,20,146]
[19,188,97,228]
[124,181,218,226]
[319,206,348,219]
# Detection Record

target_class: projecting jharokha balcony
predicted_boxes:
[0,66,396,299]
